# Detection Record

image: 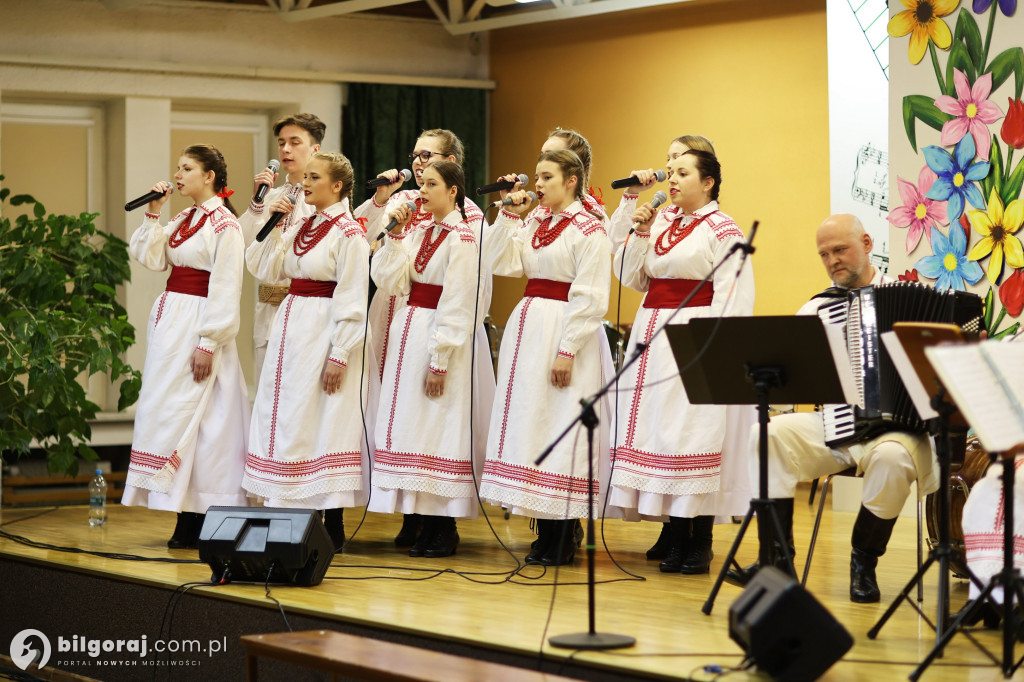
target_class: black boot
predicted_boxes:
[525,519,552,564]
[725,499,796,586]
[408,515,438,557]
[167,512,191,549]
[573,518,584,548]
[658,517,691,573]
[395,513,422,547]
[423,517,459,558]
[190,513,205,549]
[647,522,672,560]
[540,520,577,566]
[323,508,345,552]
[680,515,714,574]
[849,506,897,603]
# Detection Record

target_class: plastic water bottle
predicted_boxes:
[88,469,107,527]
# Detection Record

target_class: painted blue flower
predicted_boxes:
[973,0,1016,16]
[923,134,990,222]
[916,223,985,291]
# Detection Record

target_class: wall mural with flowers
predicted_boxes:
[887,0,1023,338]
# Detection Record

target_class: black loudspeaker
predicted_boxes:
[729,567,853,682]
[198,506,335,586]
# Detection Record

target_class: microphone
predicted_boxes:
[125,185,173,212]
[628,191,668,235]
[254,159,281,204]
[255,195,296,242]
[610,168,667,190]
[375,201,419,241]
[490,191,537,209]
[367,168,412,190]
[476,174,528,196]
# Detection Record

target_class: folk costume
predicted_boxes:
[242,198,373,520]
[122,196,249,526]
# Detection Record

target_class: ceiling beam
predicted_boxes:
[446,0,693,34]
[465,0,487,21]
[447,0,463,23]
[280,0,419,22]
[421,0,451,27]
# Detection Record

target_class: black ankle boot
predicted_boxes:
[190,513,205,549]
[423,517,459,558]
[573,518,584,548]
[167,512,191,549]
[526,519,552,564]
[408,516,438,557]
[680,516,714,574]
[323,508,345,552]
[395,513,422,547]
[540,520,576,566]
[725,499,796,586]
[659,517,691,573]
[849,506,897,603]
[647,522,672,560]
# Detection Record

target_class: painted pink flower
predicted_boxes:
[888,166,949,253]
[935,70,1003,160]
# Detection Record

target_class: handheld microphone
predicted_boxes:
[255,195,296,242]
[476,174,528,196]
[628,191,668,235]
[254,159,281,204]
[610,168,667,190]
[490,191,537,209]
[125,185,173,212]
[376,201,419,241]
[367,168,412,189]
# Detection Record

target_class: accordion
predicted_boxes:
[820,281,983,448]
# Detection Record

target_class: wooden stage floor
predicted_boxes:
[0,496,1019,681]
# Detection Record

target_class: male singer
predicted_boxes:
[727,214,939,603]
[238,113,325,378]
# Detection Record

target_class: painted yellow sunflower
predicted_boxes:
[887,0,958,65]
[967,189,1024,284]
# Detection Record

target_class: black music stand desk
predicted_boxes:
[664,315,850,614]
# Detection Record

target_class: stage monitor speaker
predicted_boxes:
[729,567,853,682]
[198,506,334,587]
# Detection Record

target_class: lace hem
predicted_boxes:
[478,482,589,520]
[371,471,476,500]
[242,473,363,501]
[610,469,720,497]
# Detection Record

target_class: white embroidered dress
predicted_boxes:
[609,201,756,520]
[242,199,373,509]
[369,209,491,518]
[479,201,613,520]
[122,196,249,513]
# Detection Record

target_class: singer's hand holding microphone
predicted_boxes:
[611,168,667,192]
[255,195,296,242]
[630,191,668,234]
[143,182,174,214]
[369,168,412,203]
[386,201,417,236]
[495,190,536,215]
[252,159,281,204]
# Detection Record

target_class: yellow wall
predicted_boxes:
[488,0,830,326]
[1,123,89,219]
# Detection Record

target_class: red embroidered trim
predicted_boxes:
[195,346,214,356]
[625,309,660,447]
[245,451,362,478]
[557,350,574,360]
[145,212,160,220]
[414,226,450,273]
[294,213,344,257]
[372,196,387,208]
[168,207,209,248]
[611,446,722,478]
[621,193,639,200]
[379,295,397,381]
[497,298,533,459]
[654,211,718,256]
[428,365,446,375]
[249,200,264,215]
[500,208,520,221]
[327,357,346,368]
[154,292,168,328]
[373,449,474,477]
[269,295,296,458]
[532,214,572,249]
[482,459,591,495]
[386,308,417,451]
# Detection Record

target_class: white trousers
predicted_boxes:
[750,412,919,520]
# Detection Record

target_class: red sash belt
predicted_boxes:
[289,278,336,298]
[524,278,571,301]
[409,282,443,309]
[166,266,210,297]
[643,278,714,309]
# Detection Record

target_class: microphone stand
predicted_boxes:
[534,222,758,650]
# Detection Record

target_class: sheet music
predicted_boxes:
[925,342,1024,452]
[881,331,938,420]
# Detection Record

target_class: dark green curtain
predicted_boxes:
[342,83,488,208]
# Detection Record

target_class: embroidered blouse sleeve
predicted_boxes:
[370,230,413,296]
[128,214,171,271]
[236,185,283,246]
[612,228,651,292]
[197,217,245,352]
[558,224,611,358]
[353,196,388,243]
[709,226,755,317]
[244,218,292,282]
[328,229,371,367]
[487,210,527,277]
[428,235,479,373]
[607,192,639,253]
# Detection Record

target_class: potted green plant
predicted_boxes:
[0,175,141,476]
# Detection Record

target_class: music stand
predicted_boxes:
[664,315,850,614]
